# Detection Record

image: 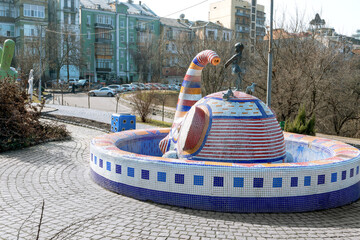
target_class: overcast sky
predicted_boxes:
[140,0,359,36]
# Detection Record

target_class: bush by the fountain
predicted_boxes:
[0,79,70,152]
[285,106,316,136]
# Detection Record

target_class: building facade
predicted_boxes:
[79,0,160,83]
[209,0,266,52]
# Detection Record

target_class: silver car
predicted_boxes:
[88,87,115,97]
[107,84,124,93]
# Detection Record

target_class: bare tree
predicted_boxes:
[132,30,161,83]
[245,19,360,137]
[169,32,238,95]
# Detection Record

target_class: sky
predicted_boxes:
[140,0,360,36]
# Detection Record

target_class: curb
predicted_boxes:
[41,114,110,133]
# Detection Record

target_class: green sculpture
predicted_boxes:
[0,39,18,81]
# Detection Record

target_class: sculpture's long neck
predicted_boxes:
[174,50,220,124]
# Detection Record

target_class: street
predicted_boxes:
[49,92,131,114]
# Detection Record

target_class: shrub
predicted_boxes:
[130,90,155,122]
[284,106,316,136]
[0,79,70,152]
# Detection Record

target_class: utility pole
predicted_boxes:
[39,25,43,101]
[266,0,274,107]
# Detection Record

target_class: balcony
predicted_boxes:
[94,23,113,30]
[63,6,77,13]
[95,37,111,44]
[235,12,250,18]
[96,68,112,72]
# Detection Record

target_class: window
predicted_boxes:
[24,4,45,18]
[120,35,125,42]
[87,15,91,25]
[129,35,134,42]
[0,3,15,17]
[120,20,125,28]
[97,15,112,26]
[120,64,124,70]
[120,50,124,58]
[0,24,15,37]
[129,22,134,29]
[87,31,90,39]
[24,24,38,36]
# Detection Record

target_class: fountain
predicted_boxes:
[90,50,360,213]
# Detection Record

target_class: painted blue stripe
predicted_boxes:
[182,80,201,88]
[190,155,285,163]
[204,96,255,102]
[176,105,192,112]
[254,100,267,117]
[192,58,205,68]
[91,170,360,213]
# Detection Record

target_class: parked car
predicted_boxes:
[138,83,149,90]
[131,83,145,90]
[76,79,89,87]
[88,87,115,97]
[121,84,135,91]
[130,83,140,91]
[169,84,180,91]
[107,84,124,93]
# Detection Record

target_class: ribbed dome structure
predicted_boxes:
[176,91,286,163]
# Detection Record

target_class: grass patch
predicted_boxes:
[136,117,172,128]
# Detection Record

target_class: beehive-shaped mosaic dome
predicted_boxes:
[175,91,286,163]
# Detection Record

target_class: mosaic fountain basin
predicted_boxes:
[90,129,360,213]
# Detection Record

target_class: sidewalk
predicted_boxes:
[44,104,161,130]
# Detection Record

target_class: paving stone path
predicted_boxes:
[1,123,360,239]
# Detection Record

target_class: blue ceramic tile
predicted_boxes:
[342,170,347,180]
[142,170,150,180]
[273,178,282,188]
[213,177,224,187]
[318,175,325,185]
[157,172,166,182]
[194,175,204,186]
[127,167,134,177]
[99,159,103,168]
[116,164,121,174]
[253,178,263,188]
[234,177,244,188]
[291,177,298,187]
[175,174,184,184]
[304,176,311,186]
[331,172,337,182]
[106,161,111,171]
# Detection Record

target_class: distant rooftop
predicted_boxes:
[160,17,191,29]
[80,0,158,17]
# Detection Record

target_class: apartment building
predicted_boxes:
[79,0,159,83]
[209,0,266,52]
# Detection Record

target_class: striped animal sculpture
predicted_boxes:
[159,50,286,163]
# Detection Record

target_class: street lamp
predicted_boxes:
[266,0,274,107]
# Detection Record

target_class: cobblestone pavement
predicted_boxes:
[2,124,360,240]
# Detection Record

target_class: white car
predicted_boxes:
[88,87,115,97]
[121,84,135,91]
[107,84,124,93]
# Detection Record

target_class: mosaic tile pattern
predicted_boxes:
[90,128,360,212]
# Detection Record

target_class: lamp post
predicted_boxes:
[39,25,43,101]
[266,0,274,107]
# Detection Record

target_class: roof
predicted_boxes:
[160,17,190,29]
[263,29,310,40]
[80,0,158,17]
